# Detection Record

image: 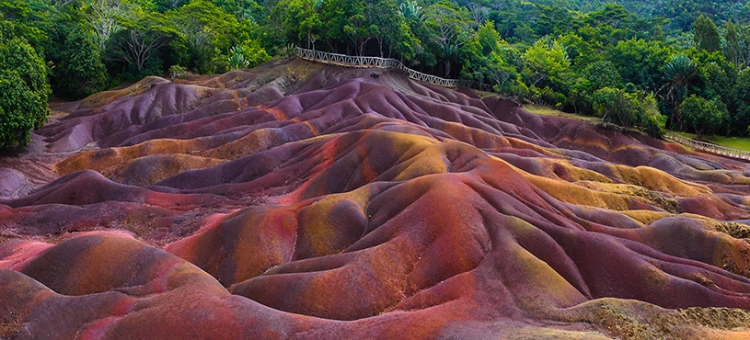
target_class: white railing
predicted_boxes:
[295,47,497,92]
[665,132,750,160]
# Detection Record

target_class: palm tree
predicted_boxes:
[660,55,698,130]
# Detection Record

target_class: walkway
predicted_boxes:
[665,133,750,161]
[294,47,495,92]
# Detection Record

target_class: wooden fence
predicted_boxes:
[295,47,497,92]
[665,132,750,160]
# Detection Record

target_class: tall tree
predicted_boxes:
[83,0,135,55]
[424,1,472,77]
[364,0,406,58]
[693,14,720,52]
[283,0,322,51]
[522,38,571,88]
[724,20,740,68]
[660,55,698,129]
[168,0,240,73]
[107,11,179,74]
[54,27,108,99]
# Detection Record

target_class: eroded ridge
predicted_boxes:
[1,59,750,339]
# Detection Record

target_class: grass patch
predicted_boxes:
[671,131,750,152]
[523,104,602,123]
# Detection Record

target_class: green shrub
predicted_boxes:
[169,64,187,81]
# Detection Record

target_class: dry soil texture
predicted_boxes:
[1,59,750,339]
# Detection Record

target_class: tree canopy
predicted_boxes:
[6,0,750,148]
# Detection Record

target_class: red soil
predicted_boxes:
[1,59,749,339]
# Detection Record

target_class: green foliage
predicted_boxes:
[460,21,523,97]
[522,38,571,89]
[693,15,720,52]
[106,11,181,77]
[0,17,50,149]
[213,0,263,21]
[680,95,727,139]
[54,27,107,99]
[697,62,731,105]
[0,0,55,53]
[168,64,186,81]
[732,68,750,135]
[660,54,698,128]
[424,1,473,76]
[228,46,250,69]
[632,92,667,138]
[238,40,271,68]
[724,20,740,67]
[592,87,633,126]
[570,60,623,114]
[168,0,240,74]
[608,38,672,93]
[591,87,665,137]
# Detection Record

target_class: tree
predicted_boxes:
[154,0,187,12]
[660,55,698,129]
[168,0,240,73]
[342,4,373,56]
[364,0,406,58]
[0,0,55,52]
[522,38,571,88]
[461,21,523,97]
[54,27,108,99]
[107,11,180,75]
[680,95,727,139]
[0,17,50,149]
[591,87,666,137]
[732,68,750,135]
[608,38,673,93]
[592,87,634,127]
[424,1,472,77]
[697,61,731,106]
[228,45,249,69]
[724,20,740,68]
[557,32,603,70]
[213,0,262,21]
[693,14,720,52]
[633,92,667,138]
[398,0,423,22]
[282,0,322,51]
[570,61,623,114]
[83,0,134,55]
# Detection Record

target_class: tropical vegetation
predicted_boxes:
[3,0,750,147]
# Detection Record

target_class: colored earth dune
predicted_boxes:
[2,59,750,339]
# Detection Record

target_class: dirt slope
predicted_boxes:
[1,58,750,339]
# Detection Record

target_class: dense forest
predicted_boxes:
[4,0,750,148]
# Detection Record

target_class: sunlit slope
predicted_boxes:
[1,59,749,339]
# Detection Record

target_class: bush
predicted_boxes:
[632,92,666,138]
[228,46,250,69]
[0,18,50,149]
[169,64,187,81]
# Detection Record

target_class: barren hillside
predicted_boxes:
[1,59,750,339]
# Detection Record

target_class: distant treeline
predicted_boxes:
[3,0,750,145]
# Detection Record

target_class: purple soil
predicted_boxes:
[1,58,749,339]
